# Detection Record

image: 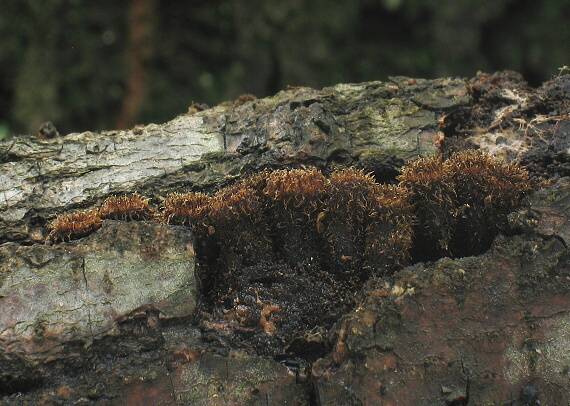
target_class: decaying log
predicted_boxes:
[0,77,466,243]
[0,72,568,405]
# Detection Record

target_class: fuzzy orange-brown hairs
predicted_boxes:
[99,193,154,221]
[46,209,102,245]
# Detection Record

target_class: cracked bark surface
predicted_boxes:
[315,231,570,405]
[0,73,568,404]
[1,77,462,244]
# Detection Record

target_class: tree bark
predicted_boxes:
[0,73,568,405]
[1,77,460,244]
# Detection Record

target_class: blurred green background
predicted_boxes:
[1,0,568,138]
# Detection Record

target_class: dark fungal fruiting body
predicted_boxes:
[160,192,211,233]
[444,149,531,256]
[99,193,154,221]
[159,191,218,300]
[208,180,274,271]
[46,209,102,244]
[398,155,456,260]
[160,191,214,277]
[324,168,415,278]
[46,194,153,246]
[363,184,414,274]
[398,150,531,260]
[324,168,381,276]
[263,168,328,266]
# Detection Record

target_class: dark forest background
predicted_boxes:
[1,0,569,138]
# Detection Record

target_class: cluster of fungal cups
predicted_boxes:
[47,150,531,271]
[46,193,154,244]
[45,150,531,357]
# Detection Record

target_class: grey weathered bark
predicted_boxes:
[1,77,464,244]
[0,73,568,405]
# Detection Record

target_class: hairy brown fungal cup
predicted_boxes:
[160,191,214,296]
[364,184,414,273]
[398,155,456,260]
[263,168,329,266]
[398,150,531,259]
[208,180,273,270]
[445,150,531,256]
[99,193,154,221]
[161,192,211,230]
[324,168,380,275]
[46,209,102,244]
[324,169,415,276]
